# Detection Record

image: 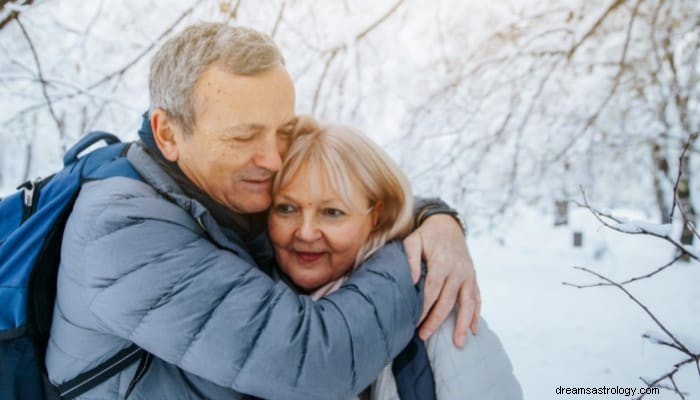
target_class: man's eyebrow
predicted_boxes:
[221,123,266,136]
[278,117,298,129]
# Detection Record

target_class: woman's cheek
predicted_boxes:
[267,216,288,246]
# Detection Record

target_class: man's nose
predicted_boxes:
[254,133,282,172]
[295,216,322,242]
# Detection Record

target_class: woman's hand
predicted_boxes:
[403,214,481,348]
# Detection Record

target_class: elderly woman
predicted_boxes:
[267,121,523,400]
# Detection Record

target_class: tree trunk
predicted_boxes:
[554,200,569,226]
[678,146,697,247]
[651,143,672,224]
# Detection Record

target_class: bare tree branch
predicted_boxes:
[311,48,340,114]
[0,0,32,31]
[575,189,698,261]
[668,376,686,400]
[637,355,699,399]
[86,1,204,90]
[15,15,65,148]
[552,0,642,164]
[355,0,404,42]
[270,1,285,38]
[312,0,405,114]
[567,0,627,59]
[563,253,683,288]
[565,265,690,355]
[642,333,687,353]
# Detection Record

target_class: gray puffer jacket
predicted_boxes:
[46,143,422,400]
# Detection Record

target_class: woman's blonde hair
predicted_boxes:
[273,120,414,266]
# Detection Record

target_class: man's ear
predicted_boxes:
[151,109,181,162]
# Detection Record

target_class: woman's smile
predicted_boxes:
[293,251,326,263]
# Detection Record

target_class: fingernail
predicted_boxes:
[457,337,465,348]
[419,329,432,340]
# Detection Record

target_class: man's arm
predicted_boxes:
[81,183,420,400]
[405,198,480,348]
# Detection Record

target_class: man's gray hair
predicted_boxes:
[149,23,284,133]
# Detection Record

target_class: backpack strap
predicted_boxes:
[56,134,150,399]
[391,332,437,400]
[56,344,146,399]
[63,131,121,167]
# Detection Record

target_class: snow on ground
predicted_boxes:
[471,207,700,399]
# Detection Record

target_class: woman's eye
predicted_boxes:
[323,208,346,218]
[274,204,296,214]
[277,129,292,139]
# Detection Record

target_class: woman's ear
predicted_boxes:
[151,109,180,162]
[371,200,384,229]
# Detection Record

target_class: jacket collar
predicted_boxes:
[126,142,253,258]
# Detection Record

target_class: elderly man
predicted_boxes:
[46,23,479,399]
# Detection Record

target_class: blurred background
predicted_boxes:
[1,0,698,398]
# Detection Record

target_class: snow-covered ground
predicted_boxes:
[472,207,700,399]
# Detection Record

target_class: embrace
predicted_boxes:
[43,23,522,399]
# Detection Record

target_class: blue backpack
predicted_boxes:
[0,132,148,399]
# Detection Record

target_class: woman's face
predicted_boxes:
[268,166,379,292]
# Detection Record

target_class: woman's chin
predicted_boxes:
[287,271,325,292]
[299,280,328,293]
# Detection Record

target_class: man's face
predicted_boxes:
[173,64,296,214]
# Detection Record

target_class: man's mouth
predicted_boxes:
[241,177,273,188]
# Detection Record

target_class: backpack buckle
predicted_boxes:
[16,180,36,208]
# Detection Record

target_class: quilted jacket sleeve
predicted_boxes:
[79,180,421,400]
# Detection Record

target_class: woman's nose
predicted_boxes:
[295,216,322,242]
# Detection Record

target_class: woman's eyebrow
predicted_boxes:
[277,193,301,203]
[277,193,342,206]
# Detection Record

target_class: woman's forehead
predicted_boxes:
[279,163,367,209]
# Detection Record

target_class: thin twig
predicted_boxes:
[567,0,627,59]
[569,266,690,354]
[322,0,405,55]
[355,0,404,42]
[577,189,698,261]
[311,0,404,114]
[552,0,641,164]
[311,48,340,114]
[563,254,683,288]
[668,376,685,400]
[15,16,65,147]
[637,356,699,399]
[641,333,687,353]
[86,1,203,90]
[270,1,285,38]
